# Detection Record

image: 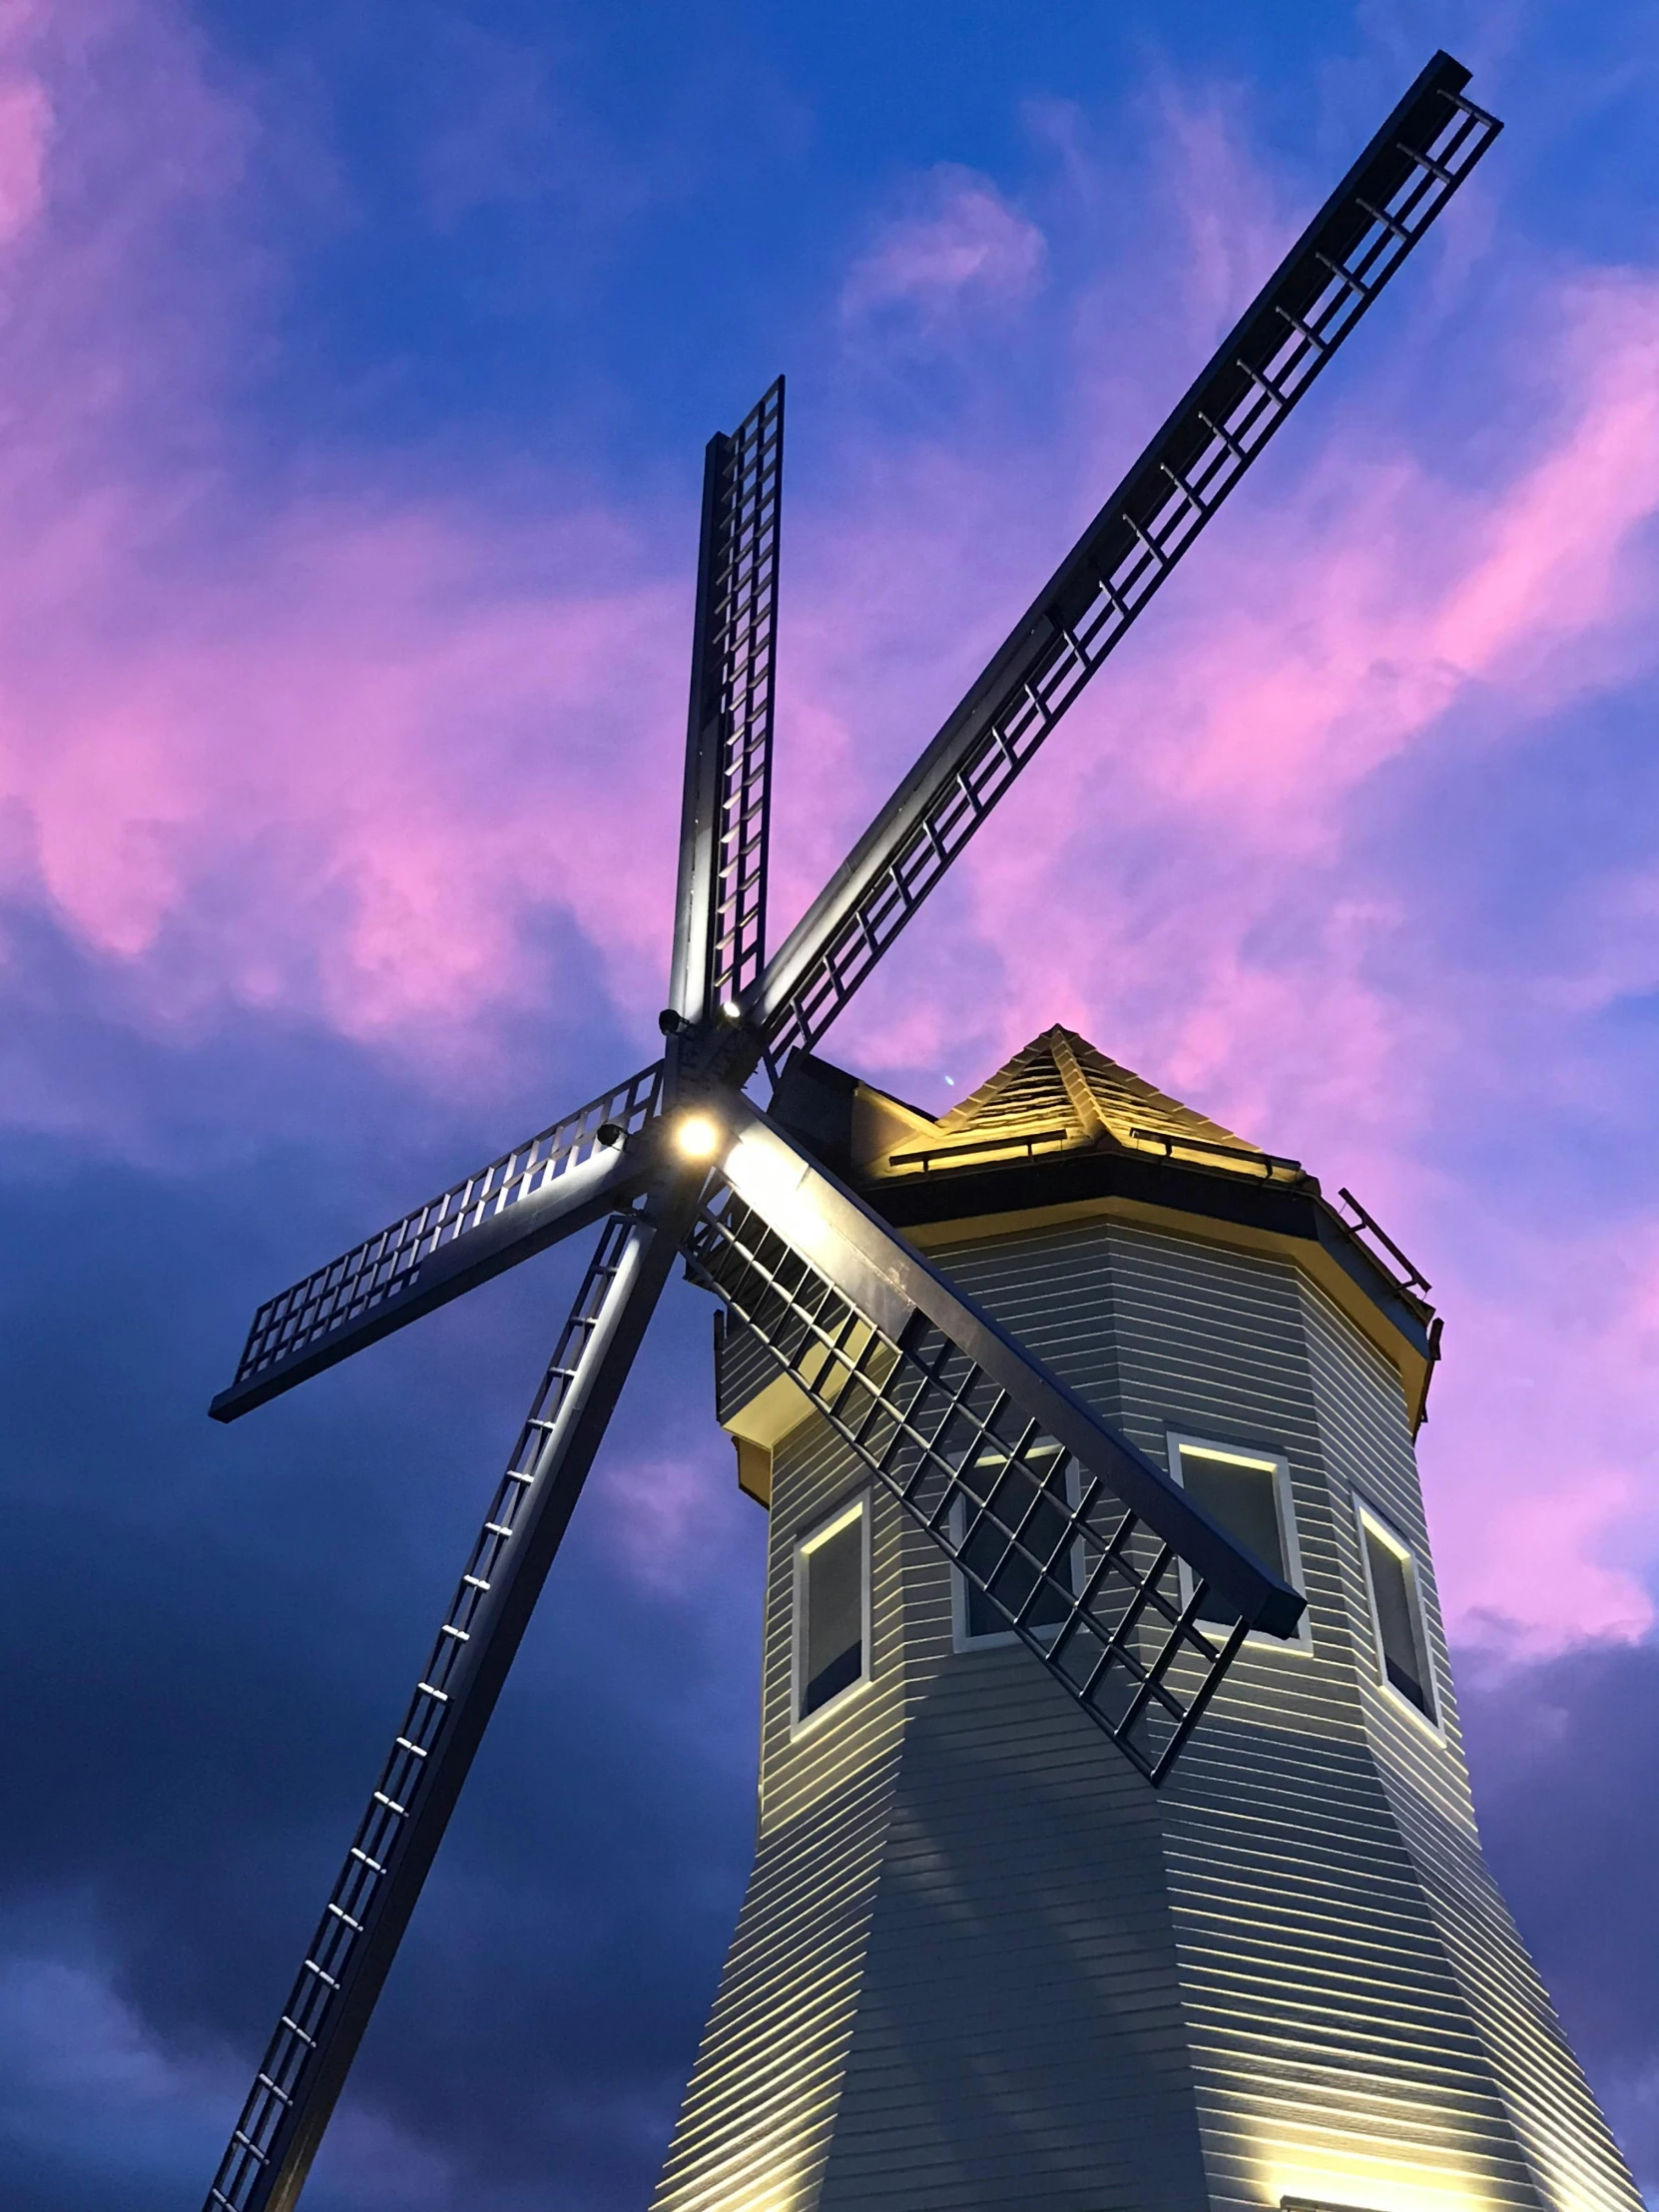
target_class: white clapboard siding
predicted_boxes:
[1301,1279,1638,2212]
[652,1201,1642,2212]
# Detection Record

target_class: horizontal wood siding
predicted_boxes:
[655,1202,1639,2212]
[818,1639,1206,2212]
[822,1218,1204,2212]
[716,1310,786,1429]
[1302,1279,1643,2212]
[1065,1221,1538,2212]
[652,1363,924,2212]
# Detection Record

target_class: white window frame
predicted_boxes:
[1166,1431,1311,1649]
[952,1442,1078,1651]
[1354,1493,1441,1736]
[792,1491,872,1735]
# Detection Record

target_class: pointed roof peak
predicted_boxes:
[928,1024,1254,1163]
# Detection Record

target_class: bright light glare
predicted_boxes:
[723,1131,828,1254]
[674,1113,723,1162]
[724,1131,807,1212]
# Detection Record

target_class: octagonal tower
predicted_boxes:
[651,1028,1636,2212]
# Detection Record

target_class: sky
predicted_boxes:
[1,0,1658,2205]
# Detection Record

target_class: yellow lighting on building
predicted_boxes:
[1259,2145,1494,2212]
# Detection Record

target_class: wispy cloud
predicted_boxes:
[1,4,1657,1653]
[0,1945,461,2205]
[0,1,692,1077]
[840,163,1046,335]
[594,1445,746,1597]
[0,66,48,247]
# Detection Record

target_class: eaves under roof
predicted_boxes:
[769,1025,1440,1432]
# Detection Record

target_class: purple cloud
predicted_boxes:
[1,6,1656,1655]
[840,164,1047,334]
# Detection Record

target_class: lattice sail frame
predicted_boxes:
[206,1209,666,2212]
[671,376,786,1027]
[705,378,784,1009]
[755,67,1500,1061]
[197,50,1500,2212]
[216,1062,663,1415]
[211,62,1500,1433]
[688,1183,1254,1784]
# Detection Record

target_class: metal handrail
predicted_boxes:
[1337,1186,1431,1292]
[1128,1125,1303,1180]
[887,1126,1071,1174]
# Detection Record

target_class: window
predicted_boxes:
[1167,1433,1305,1639]
[794,1496,869,1725]
[1356,1499,1436,1724]
[954,1444,1076,1646]
[955,1450,1083,1645]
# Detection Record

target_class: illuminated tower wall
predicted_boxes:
[650,1030,1639,2212]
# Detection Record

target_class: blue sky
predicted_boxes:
[2,2,1659,2206]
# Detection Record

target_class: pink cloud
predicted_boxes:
[799,263,1659,1094]
[0,67,48,247]
[1424,1271,1659,1653]
[840,164,1046,331]
[1155,81,1298,344]
[0,1,696,1085]
[1434,276,1659,672]
[1,496,688,1049]
[593,1446,739,1596]
[2,7,1658,1650]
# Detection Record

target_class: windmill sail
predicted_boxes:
[196,52,1507,2212]
[670,375,786,1027]
[750,53,1499,1061]
[211,1063,664,1420]
[203,1193,698,2212]
[686,1106,1303,1781]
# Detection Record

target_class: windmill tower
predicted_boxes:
[654,1029,1642,2212]
[184,54,1630,2212]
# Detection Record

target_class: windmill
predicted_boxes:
[199,53,1544,2212]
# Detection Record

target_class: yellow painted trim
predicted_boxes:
[720,1183,1433,1505]
[732,1435,774,1509]
[722,1367,819,1508]
[902,1189,1432,1429]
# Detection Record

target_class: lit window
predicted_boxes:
[955,1444,1075,1645]
[1356,1499,1436,1724]
[1168,1433,1304,1637]
[795,1497,869,1724]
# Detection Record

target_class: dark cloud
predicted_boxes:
[1459,1638,1659,2198]
[0,0,1652,2201]
[5,913,1658,2211]
[0,912,766,2211]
